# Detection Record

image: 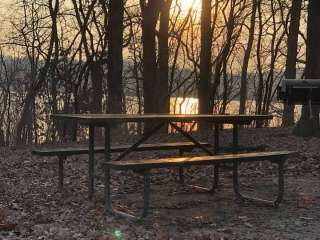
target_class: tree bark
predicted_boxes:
[141,0,161,115]
[239,0,257,114]
[141,0,161,132]
[15,0,59,145]
[157,0,172,115]
[211,1,235,111]
[255,0,264,127]
[198,0,212,131]
[91,61,103,113]
[107,0,124,114]
[282,0,302,127]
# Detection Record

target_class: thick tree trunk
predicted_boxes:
[107,0,124,114]
[255,0,264,127]
[141,0,161,115]
[294,0,320,136]
[198,0,212,131]
[141,0,161,132]
[239,0,257,114]
[157,0,172,115]
[282,0,302,127]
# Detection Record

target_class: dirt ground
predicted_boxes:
[1,127,320,240]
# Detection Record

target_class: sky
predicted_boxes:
[0,0,202,15]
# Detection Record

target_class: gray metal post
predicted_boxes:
[232,123,239,153]
[232,160,243,201]
[88,125,95,199]
[213,123,220,189]
[58,156,65,189]
[104,126,112,212]
[214,123,220,154]
[178,149,184,183]
[275,160,285,206]
[142,172,151,217]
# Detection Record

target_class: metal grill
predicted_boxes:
[278,79,320,105]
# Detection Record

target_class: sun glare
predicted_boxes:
[179,0,201,13]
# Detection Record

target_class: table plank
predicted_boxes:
[52,114,273,125]
[105,151,295,170]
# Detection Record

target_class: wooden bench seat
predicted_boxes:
[104,151,295,218]
[31,141,211,156]
[32,141,211,188]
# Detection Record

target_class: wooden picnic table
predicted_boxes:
[52,113,272,125]
[53,113,273,199]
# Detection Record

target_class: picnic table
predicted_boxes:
[53,114,271,191]
[50,113,293,218]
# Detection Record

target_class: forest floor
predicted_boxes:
[1,127,320,240]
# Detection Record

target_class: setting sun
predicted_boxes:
[179,0,201,13]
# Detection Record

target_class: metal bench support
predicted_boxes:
[104,151,293,218]
[170,122,219,192]
[232,159,285,207]
[58,156,66,189]
[105,169,151,219]
[88,125,95,199]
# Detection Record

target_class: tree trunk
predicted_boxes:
[141,0,161,132]
[255,0,264,127]
[15,0,59,145]
[239,0,257,114]
[107,0,124,114]
[141,0,161,114]
[198,0,212,131]
[294,0,320,136]
[157,0,172,115]
[91,61,103,113]
[282,0,302,127]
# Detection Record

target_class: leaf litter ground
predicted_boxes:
[0,127,320,239]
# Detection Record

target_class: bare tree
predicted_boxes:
[14,0,59,144]
[106,0,124,114]
[198,0,212,130]
[157,0,172,115]
[282,0,302,127]
[239,0,257,114]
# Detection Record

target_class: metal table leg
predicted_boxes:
[104,126,112,211]
[232,123,239,153]
[142,172,151,217]
[104,124,152,219]
[178,149,184,183]
[88,125,95,199]
[58,156,66,189]
[232,159,286,207]
[105,168,152,219]
[213,123,220,190]
[169,122,218,194]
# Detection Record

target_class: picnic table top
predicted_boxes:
[52,113,273,125]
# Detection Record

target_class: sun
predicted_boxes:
[179,0,201,13]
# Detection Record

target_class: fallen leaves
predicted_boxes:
[297,193,315,208]
[1,128,320,239]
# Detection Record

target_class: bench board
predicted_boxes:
[106,151,295,171]
[31,142,211,156]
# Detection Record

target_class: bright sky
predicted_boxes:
[180,0,201,14]
[0,0,201,16]
[0,0,201,35]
